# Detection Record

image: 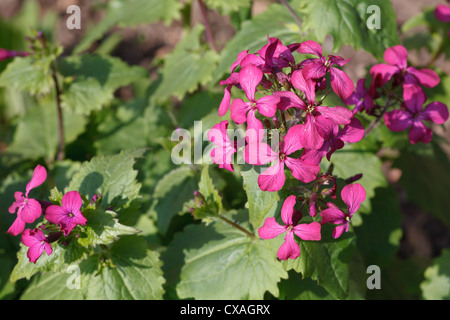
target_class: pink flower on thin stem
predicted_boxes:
[7,165,47,236]
[290,69,353,150]
[297,40,354,100]
[370,45,440,89]
[301,116,365,165]
[320,183,366,239]
[344,78,375,115]
[258,195,321,260]
[21,228,52,263]
[245,124,320,192]
[208,120,238,172]
[45,191,87,236]
[230,65,279,139]
[384,85,449,144]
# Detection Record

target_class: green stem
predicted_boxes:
[218,215,256,239]
[51,63,65,162]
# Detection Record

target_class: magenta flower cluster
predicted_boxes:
[208,37,368,260]
[7,165,87,263]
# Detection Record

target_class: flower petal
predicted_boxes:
[258,217,287,239]
[45,205,68,225]
[19,198,42,224]
[320,207,345,225]
[407,67,440,88]
[369,63,399,87]
[282,124,304,155]
[422,102,449,124]
[7,217,25,236]
[291,69,316,104]
[25,165,47,197]
[337,118,365,143]
[293,221,321,241]
[274,90,306,111]
[408,120,433,144]
[384,110,413,131]
[403,84,427,114]
[258,160,286,192]
[281,195,296,226]
[61,191,83,214]
[297,40,323,57]
[435,4,450,22]
[244,142,278,166]
[302,60,327,80]
[299,114,324,150]
[316,105,353,125]
[231,50,249,73]
[384,45,408,69]
[341,183,366,216]
[239,65,263,102]
[255,95,279,118]
[330,68,354,100]
[284,157,320,183]
[332,223,348,239]
[277,231,301,260]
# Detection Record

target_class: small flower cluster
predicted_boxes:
[7,165,88,263]
[345,45,448,144]
[209,37,367,260]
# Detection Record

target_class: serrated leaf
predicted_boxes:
[171,210,288,299]
[67,149,144,211]
[282,225,356,300]
[77,209,140,248]
[0,56,53,95]
[198,165,222,213]
[57,54,148,114]
[10,241,88,283]
[152,24,220,102]
[421,249,450,300]
[213,3,303,83]
[74,0,182,54]
[80,236,165,300]
[241,166,280,230]
[152,166,198,235]
[20,236,165,300]
[294,0,399,60]
[6,98,87,162]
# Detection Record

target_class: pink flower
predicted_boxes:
[208,120,238,172]
[45,191,87,236]
[258,195,321,260]
[297,40,354,100]
[230,65,279,139]
[290,69,353,149]
[384,85,449,144]
[0,48,29,61]
[301,116,365,165]
[7,165,47,236]
[21,228,52,263]
[218,72,240,117]
[245,124,320,192]
[344,78,375,115]
[370,45,440,89]
[320,183,366,239]
[434,4,450,38]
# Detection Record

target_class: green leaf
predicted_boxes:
[241,166,280,230]
[73,0,182,54]
[282,225,356,300]
[152,166,198,235]
[327,142,387,215]
[77,208,140,248]
[67,149,145,212]
[279,270,335,300]
[294,0,399,60]
[421,249,450,300]
[10,240,88,283]
[213,3,303,83]
[197,165,223,213]
[21,236,165,300]
[57,54,148,115]
[6,97,87,162]
[0,56,53,95]
[204,0,252,15]
[169,210,288,299]
[393,143,450,227]
[152,24,219,102]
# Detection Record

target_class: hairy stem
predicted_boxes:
[218,215,256,239]
[51,64,64,162]
[198,0,217,52]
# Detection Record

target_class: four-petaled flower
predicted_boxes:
[370,45,440,90]
[207,120,239,172]
[245,124,320,192]
[384,84,449,144]
[21,228,52,263]
[320,183,366,239]
[258,195,321,260]
[7,165,47,236]
[45,191,87,236]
